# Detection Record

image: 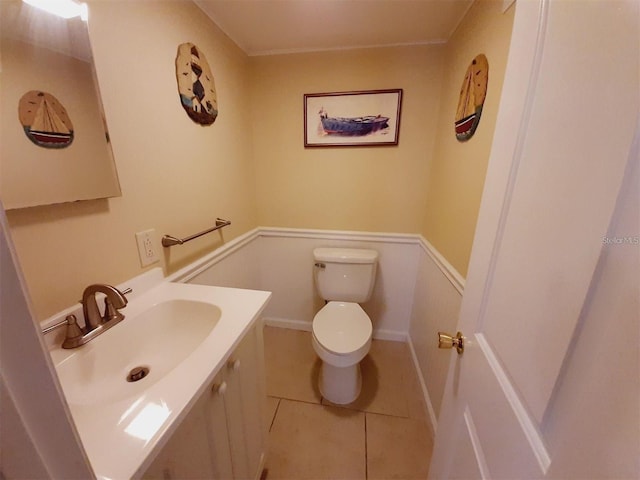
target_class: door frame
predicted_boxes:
[0,203,93,478]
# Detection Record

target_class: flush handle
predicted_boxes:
[314,262,326,269]
[438,331,464,354]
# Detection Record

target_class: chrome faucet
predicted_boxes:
[82,284,128,332]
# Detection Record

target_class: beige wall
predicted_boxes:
[6,1,258,320]
[5,0,513,320]
[250,46,444,232]
[422,0,514,277]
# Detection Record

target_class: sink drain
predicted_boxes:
[127,366,150,382]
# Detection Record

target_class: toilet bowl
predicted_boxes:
[312,247,378,404]
[312,302,372,404]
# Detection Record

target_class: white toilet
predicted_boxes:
[312,247,378,404]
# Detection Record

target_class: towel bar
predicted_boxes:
[162,218,231,247]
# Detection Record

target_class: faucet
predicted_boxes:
[42,284,130,349]
[82,284,128,331]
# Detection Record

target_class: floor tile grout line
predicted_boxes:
[319,397,422,422]
[321,403,413,420]
[280,396,387,421]
[275,396,323,407]
[269,398,281,432]
[272,393,423,421]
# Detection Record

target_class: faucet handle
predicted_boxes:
[103,297,125,323]
[102,286,128,323]
[61,315,85,349]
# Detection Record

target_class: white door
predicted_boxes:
[429,0,639,478]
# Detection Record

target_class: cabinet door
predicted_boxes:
[143,393,215,480]
[225,325,267,480]
[142,324,267,480]
[206,370,235,480]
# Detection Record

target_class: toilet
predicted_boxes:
[312,247,378,404]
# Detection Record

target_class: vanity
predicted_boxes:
[46,268,271,479]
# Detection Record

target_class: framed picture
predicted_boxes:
[304,89,402,147]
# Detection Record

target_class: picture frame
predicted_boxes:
[304,89,402,147]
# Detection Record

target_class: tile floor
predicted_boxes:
[262,326,434,480]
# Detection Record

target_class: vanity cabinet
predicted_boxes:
[143,323,267,480]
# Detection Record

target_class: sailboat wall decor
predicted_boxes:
[19,90,74,148]
[454,54,489,142]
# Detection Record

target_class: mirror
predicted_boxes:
[0,1,121,209]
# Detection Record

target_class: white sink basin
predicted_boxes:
[56,299,221,406]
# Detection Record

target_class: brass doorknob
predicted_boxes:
[438,331,464,354]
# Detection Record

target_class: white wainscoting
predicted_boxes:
[176,227,422,341]
[257,228,422,341]
[172,227,464,436]
[408,239,464,435]
[172,229,263,290]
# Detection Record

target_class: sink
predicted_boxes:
[48,277,272,480]
[55,299,221,406]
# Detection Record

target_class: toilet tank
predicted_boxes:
[313,248,378,303]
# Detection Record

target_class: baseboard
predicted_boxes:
[372,329,407,342]
[263,317,311,332]
[407,335,438,438]
[263,317,407,342]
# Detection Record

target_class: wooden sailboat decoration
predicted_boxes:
[19,91,74,148]
[454,54,489,142]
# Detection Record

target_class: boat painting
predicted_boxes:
[18,91,74,148]
[304,89,402,147]
[319,108,389,137]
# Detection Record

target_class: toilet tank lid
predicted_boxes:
[313,248,378,264]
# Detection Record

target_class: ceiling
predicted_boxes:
[1,0,92,62]
[195,0,474,56]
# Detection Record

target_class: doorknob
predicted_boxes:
[438,331,464,354]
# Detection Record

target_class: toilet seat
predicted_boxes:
[312,301,372,356]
